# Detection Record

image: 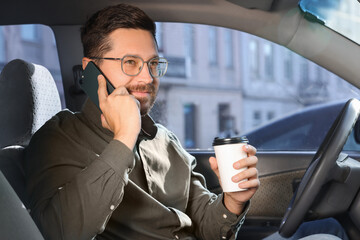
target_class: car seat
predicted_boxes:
[0,171,44,239]
[0,59,61,239]
[0,59,61,205]
[0,59,62,149]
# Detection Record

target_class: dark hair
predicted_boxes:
[81,3,156,58]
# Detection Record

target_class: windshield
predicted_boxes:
[299,0,360,44]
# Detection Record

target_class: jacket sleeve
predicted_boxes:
[167,130,250,240]
[186,170,250,240]
[25,126,135,240]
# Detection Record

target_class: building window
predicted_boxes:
[267,111,275,121]
[21,25,38,42]
[218,103,230,133]
[253,111,262,127]
[218,103,238,138]
[224,30,233,68]
[208,27,218,65]
[264,43,274,80]
[219,116,238,138]
[184,103,196,148]
[249,40,260,79]
[184,24,195,62]
[155,22,164,52]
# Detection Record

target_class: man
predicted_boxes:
[25,4,259,240]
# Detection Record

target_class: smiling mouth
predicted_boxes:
[129,91,151,99]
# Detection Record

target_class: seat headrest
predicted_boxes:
[0,59,62,148]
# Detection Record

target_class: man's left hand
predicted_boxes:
[209,145,260,215]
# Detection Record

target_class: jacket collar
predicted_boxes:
[81,98,158,141]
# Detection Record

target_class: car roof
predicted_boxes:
[0,0,359,88]
[0,0,294,26]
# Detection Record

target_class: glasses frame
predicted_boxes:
[89,55,168,78]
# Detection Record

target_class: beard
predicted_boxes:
[126,83,157,116]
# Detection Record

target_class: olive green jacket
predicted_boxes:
[25,100,249,240]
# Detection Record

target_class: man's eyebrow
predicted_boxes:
[146,54,160,60]
[125,54,159,60]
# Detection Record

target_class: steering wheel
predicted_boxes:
[278,98,360,238]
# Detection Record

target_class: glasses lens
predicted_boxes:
[122,56,143,76]
[149,57,168,77]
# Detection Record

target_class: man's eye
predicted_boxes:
[124,59,136,65]
[150,61,159,67]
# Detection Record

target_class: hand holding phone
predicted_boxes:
[80,61,141,149]
[80,61,115,110]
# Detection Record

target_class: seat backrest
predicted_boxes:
[0,59,61,206]
[0,146,28,205]
[0,59,62,148]
[0,171,44,240]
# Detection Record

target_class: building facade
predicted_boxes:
[152,22,356,148]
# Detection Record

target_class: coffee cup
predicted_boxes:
[213,136,249,192]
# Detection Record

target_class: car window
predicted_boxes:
[0,24,65,108]
[2,22,359,152]
[259,124,312,150]
[245,101,360,151]
[149,22,360,151]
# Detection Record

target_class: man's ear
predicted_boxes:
[82,57,91,70]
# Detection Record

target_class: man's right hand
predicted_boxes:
[97,75,141,150]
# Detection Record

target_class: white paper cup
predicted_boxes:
[213,136,249,192]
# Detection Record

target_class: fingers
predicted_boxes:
[231,166,260,192]
[231,146,259,189]
[233,155,258,169]
[96,75,141,150]
[243,144,257,156]
[98,75,139,111]
[97,75,108,103]
[209,157,221,180]
[231,167,258,183]
[209,156,218,170]
[110,85,130,96]
[100,114,110,129]
[238,178,260,190]
[231,145,258,170]
[98,75,131,99]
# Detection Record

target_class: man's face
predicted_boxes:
[96,29,159,115]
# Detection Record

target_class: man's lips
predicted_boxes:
[130,91,150,98]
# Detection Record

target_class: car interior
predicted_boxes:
[0,0,359,239]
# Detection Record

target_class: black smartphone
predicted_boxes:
[80,61,115,110]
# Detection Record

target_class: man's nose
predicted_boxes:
[137,63,153,84]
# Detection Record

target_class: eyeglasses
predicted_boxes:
[89,55,168,78]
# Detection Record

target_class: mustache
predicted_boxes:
[126,84,155,94]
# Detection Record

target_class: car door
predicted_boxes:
[191,136,360,239]
[190,150,311,239]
